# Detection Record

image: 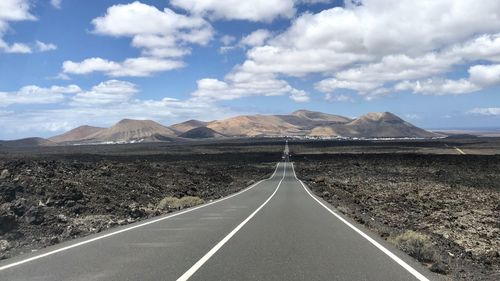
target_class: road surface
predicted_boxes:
[0,147,437,281]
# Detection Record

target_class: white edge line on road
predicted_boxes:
[0,162,281,272]
[176,162,287,281]
[291,163,430,281]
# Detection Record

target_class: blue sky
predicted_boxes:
[1,0,500,139]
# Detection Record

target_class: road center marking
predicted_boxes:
[0,163,281,272]
[176,162,287,281]
[291,163,430,281]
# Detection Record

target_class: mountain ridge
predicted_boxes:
[2,110,441,146]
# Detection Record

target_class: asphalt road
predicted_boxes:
[0,148,437,281]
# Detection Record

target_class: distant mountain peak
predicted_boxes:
[48,125,105,144]
[116,118,154,125]
[291,109,352,123]
[356,112,402,122]
[40,110,438,146]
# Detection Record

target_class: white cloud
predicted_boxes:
[404,113,420,120]
[325,93,354,102]
[192,71,308,103]
[61,2,213,78]
[62,57,185,77]
[220,35,236,46]
[315,78,381,93]
[468,64,500,87]
[4,42,32,54]
[395,78,480,95]
[290,90,310,102]
[50,0,62,9]
[71,80,138,106]
[171,0,296,22]
[35,41,57,52]
[0,84,80,107]
[0,0,35,22]
[240,29,272,47]
[219,0,500,99]
[299,0,336,3]
[92,1,213,53]
[0,0,35,54]
[449,33,500,63]
[468,107,500,116]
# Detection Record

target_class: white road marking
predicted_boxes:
[454,147,466,155]
[176,162,287,281]
[0,163,281,272]
[291,163,430,281]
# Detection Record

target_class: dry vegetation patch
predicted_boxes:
[157,196,205,210]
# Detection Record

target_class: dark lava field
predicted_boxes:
[0,138,498,280]
[293,152,499,281]
[0,142,281,259]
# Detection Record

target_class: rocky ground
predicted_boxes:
[293,153,500,281]
[0,151,278,260]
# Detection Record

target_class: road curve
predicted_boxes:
[0,150,438,280]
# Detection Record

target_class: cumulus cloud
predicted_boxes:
[35,41,57,52]
[215,0,500,99]
[315,78,381,93]
[62,1,212,78]
[469,64,500,87]
[92,2,213,52]
[71,80,138,106]
[468,107,500,116]
[220,35,236,46]
[395,79,480,95]
[0,0,35,54]
[192,70,308,103]
[325,93,354,102]
[63,57,185,77]
[171,0,296,22]
[0,84,80,107]
[50,0,62,9]
[240,29,272,47]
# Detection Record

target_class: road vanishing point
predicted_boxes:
[0,144,437,281]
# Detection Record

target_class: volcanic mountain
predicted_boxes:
[0,137,56,147]
[169,120,209,134]
[291,110,352,123]
[15,110,439,146]
[203,110,353,137]
[84,119,178,143]
[49,125,105,144]
[345,112,437,138]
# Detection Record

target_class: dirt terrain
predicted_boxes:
[293,152,500,281]
[0,144,280,260]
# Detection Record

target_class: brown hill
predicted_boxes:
[309,112,438,138]
[0,137,56,147]
[204,110,352,137]
[345,112,438,138]
[85,119,177,143]
[169,120,209,134]
[47,110,438,144]
[49,125,105,143]
[207,115,303,137]
[291,110,352,123]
